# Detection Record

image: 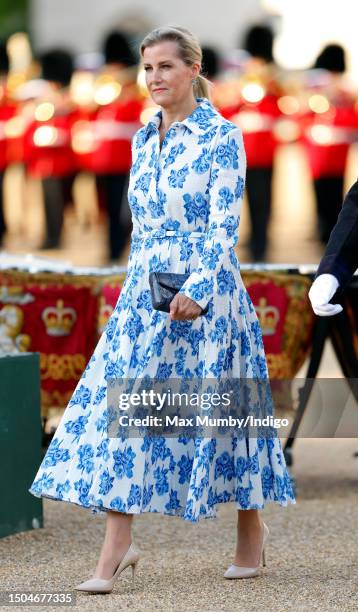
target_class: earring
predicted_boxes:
[192,78,198,85]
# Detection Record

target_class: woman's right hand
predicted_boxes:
[169,293,203,320]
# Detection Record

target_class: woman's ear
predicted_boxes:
[191,63,201,80]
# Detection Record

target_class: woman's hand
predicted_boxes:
[169,293,203,321]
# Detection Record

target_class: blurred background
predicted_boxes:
[0,0,357,267]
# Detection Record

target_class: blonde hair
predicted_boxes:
[140,26,212,100]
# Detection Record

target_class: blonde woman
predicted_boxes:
[29,26,295,593]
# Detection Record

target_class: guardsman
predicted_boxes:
[92,31,144,262]
[23,49,76,249]
[226,25,283,261]
[300,44,358,244]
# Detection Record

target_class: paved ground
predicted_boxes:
[1,438,358,612]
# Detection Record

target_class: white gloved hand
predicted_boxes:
[308,274,343,316]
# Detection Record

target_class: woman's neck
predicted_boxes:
[160,96,199,132]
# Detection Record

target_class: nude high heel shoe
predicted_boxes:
[75,543,140,593]
[223,522,269,579]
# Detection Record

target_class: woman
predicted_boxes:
[29,26,295,592]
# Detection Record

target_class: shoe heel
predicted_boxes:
[262,547,266,567]
[262,522,269,567]
[131,561,138,585]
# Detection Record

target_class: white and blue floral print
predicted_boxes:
[29,98,295,522]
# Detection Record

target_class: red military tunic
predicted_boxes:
[0,89,17,171]
[301,99,358,179]
[90,84,144,175]
[219,63,283,169]
[23,92,76,178]
[70,105,98,173]
[300,74,358,178]
[236,93,282,167]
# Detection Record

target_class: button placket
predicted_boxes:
[145,131,160,206]
[155,131,163,186]
[155,125,174,197]
[149,124,181,218]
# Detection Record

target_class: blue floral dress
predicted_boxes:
[29,98,296,522]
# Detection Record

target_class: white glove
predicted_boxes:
[308,274,343,317]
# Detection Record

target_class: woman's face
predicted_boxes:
[142,40,200,108]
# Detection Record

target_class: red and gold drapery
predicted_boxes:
[0,268,315,415]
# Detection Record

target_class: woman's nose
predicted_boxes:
[151,69,162,83]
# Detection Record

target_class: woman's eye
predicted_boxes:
[144,64,171,71]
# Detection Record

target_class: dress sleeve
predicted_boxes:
[178,126,246,311]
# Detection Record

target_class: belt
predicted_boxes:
[133,229,206,239]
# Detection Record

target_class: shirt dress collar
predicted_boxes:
[144,97,220,140]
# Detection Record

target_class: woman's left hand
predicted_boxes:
[169,293,203,320]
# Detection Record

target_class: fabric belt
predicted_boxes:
[133,229,206,239]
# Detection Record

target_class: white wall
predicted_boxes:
[274,0,358,81]
[30,0,265,54]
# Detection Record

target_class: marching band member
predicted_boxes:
[23,49,76,249]
[93,31,144,261]
[226,25,283,261]
[300,44,358,244]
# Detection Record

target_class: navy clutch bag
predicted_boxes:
[149,272,209,314]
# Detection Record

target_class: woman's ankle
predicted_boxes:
[237,512,263,534]
[104,534,132,550]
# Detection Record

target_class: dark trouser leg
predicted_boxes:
[102,173,131,260]
[61,173,75,207]
[41,177,65,248]
[0,172,5,246]
[245,167,273,261]
[313,176,344,244]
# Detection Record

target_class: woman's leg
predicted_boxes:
[93,511,133,580]
[234,509,265,567]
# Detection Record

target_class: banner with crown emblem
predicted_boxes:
[96,276,124,338]
[242,271,315,378]
[0,271,99,413]
[0,268,315,417]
